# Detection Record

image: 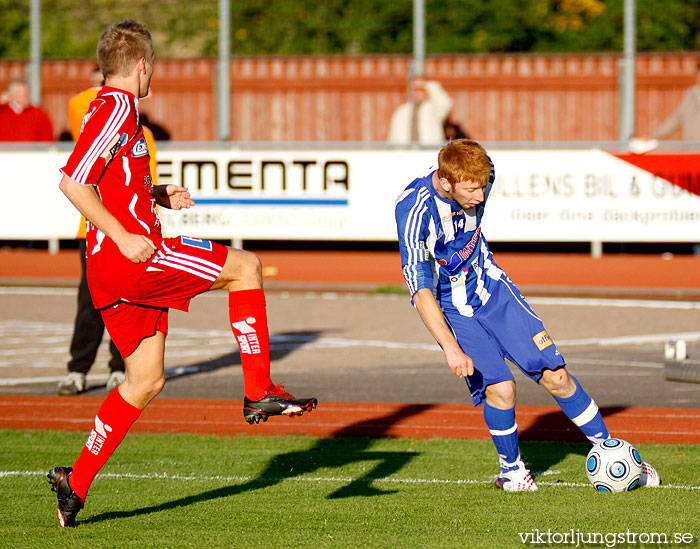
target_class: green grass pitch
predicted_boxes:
[1,430,698,548]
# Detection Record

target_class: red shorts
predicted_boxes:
[101,236,228,357]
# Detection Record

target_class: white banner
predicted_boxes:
[155,148,434,241]
[1,146,699,243]
[0,150,79,239]
[485,149,700,242]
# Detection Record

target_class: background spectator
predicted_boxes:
[0,79,54,142]
[66,67,103,142]
[140,113,171,141]
[444,111,470,141]
[653,62,700,140]
[387,76,453,145]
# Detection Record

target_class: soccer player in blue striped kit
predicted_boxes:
[395,139,659,491]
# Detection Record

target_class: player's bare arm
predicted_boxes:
[59,174,156,263]
[152,184,194,210]
[412,288,475,378]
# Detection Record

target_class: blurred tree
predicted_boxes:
[0,0,219,59]
[0,1,30,58]
[1,0,699,59]
[527,0,700,52]
[226,0,414,54]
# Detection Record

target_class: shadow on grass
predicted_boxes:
[519,406,629,477]
[81,403,431,525]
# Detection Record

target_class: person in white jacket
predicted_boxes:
[387,77,453,145]
[653,64,700,141]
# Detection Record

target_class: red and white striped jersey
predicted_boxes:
[61,86,160,308]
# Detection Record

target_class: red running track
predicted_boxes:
[1,396,698,444]
[2,250,699,442]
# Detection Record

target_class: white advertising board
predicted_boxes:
[1,146,699,243]
[155,148,435,241]
[484,149,700,242]
[0,150,78,239]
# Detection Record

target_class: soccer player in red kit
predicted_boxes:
[47,20,317,528]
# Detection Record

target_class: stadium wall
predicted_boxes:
[0,53,699,143]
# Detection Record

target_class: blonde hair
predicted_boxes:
[437,139,492,187]
[97,20,152,79]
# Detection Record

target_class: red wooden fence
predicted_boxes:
[1,53,698,142]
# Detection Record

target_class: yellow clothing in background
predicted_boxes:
[68,87,158,238]
[67,87,100,142]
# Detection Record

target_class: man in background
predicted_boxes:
[653,62,700,141]
[387,76,453,145]
[57,67,158,395]
[629,62,700,154]
[0,79,54,142]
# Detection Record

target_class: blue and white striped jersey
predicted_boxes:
[395,164,503,317]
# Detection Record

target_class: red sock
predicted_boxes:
[229,289,273,400]
[69,388,141,500]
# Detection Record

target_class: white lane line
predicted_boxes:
[4,400,700,420]
[2,469,698,490]
[5,416,698,437]
[565,358,663,369]
[0,374,109,386]
[0,287,77,296]
[0,363,228,386]
[557,332,700,347]
[528,297,700,310]
[0,348,67,356]
[0,320,696,384]
[2,286,700,309]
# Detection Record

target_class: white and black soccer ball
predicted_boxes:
[585,438,643,492]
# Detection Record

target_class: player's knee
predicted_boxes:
[138,375,165,404]
[540,368,570,394]
[485,381,516,408]
[151,374,166,396]
[121,372,165,408]
[220,249,262,291]
[239,251,262,281]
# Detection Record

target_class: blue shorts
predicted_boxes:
[443,276,565,407]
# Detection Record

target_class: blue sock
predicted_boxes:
[483,403,521,473]
[554,375,609,444]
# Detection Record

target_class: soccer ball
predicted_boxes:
[585,438,643,492]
